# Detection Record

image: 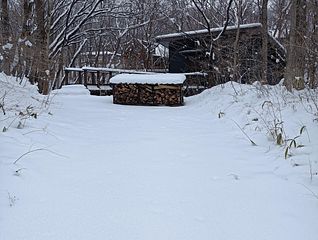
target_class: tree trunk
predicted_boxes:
[1,0,11,74]
[260,0,268,84]
[12,0,33,79]
[308,0,318,88]
[233,0,242,82]
[0,0,10,42]
[285,0,306,91]
[31,0,49,94]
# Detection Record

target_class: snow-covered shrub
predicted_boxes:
[0,73,47,132]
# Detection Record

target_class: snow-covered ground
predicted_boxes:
[1,74,317,240]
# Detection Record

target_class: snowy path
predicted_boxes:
[1,86,318,240]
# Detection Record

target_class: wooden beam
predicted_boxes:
[64,70,69,85]
[84,70,88,86]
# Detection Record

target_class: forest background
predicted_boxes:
[0,0,317,93]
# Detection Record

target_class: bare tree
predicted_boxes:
[12,0,34,79]
[306,0,318,88]
[232,0,243,82]
[29,0,49,93]
[285,0,307,90]
[0,0,11,74]
[189,0,234,64]
[260,0,268,84]
[269,0,291,39]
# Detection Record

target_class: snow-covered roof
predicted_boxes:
[83,67,156,74]
[109,73,186,85]
[65,67,156,74]
[156,23,262,42]
[156,22,286,54]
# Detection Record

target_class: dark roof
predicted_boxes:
[155,23,286,56]
[156,23,262,46]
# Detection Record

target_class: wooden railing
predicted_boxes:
[63,67,209,96]
[64,67,156,86]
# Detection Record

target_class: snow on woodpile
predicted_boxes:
[109,73,186,85]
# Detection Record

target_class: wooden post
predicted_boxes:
[78,71,83,84]
[92,71,96,85]
[102,72,106,85]
[108,72,113,84]
[180,85,183,105]
[64,70,69,85]
[97,71,100,86]
[84,70,88,86]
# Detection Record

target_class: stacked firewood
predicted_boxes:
[112,83,183,106]
[153,86,182,105]
[139,85,154,105]
[113,84,139,105]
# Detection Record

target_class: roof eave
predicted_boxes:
[155,23,263,44]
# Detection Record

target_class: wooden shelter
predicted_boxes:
[155,23,286,86]
[109,74,186,106]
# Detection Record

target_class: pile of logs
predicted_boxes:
[112,83,183,106]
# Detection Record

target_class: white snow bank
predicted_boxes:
[188,81,318,174]
[109,73,186,85]
[0,73,46,131]
[86,85,112,91]
[52,85,90,96]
